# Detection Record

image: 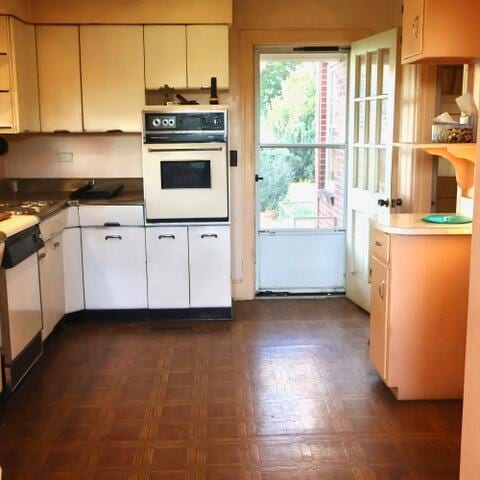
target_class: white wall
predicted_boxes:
[3,134,142,178]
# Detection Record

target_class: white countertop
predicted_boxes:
[372,213,473,236]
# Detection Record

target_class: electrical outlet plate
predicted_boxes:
[56,152,73,163]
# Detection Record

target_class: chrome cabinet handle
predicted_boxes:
[38,252,46,260]
[379,280,385,300]
[159,234,175,240]
[53,242,60,248]
[201,234,218,239]
[104,222,120,227]
[375,241,383,247]
[105,235,122,240]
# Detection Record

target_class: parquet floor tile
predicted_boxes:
[0,299,462,479]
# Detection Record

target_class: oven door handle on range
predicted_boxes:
[147,146,224,153]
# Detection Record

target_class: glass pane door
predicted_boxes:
[256,50,348,294]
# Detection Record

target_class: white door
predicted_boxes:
[346,29,398,311]
[82,227,147,309]
[146,227,190,309]
[63,227,85,314]
[256,49,348,293]
[188,225,231,308]
[39,234,65,340]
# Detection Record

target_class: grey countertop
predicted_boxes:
[0,190,144,221]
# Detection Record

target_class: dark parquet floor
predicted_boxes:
[0,298,462,479]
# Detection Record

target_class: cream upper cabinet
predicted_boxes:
[401,0,480,64]
[80,25,145,132]
[36,26,83,133]
[186,25,229,89]
[8,17,40,133]
[144,25,187,90]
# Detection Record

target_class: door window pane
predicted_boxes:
[356,101,366,144]
[381,48,390,95]
[377,148,386,193]
[379,99,389,145]
[357,54,367,98]
[369,51,379,96]
[354,147,367,189]
[259,55,347,144]
[368,100,377,144]
[258,147,345,230]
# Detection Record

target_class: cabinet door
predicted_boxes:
[10,18,40,132]
[369,257,389,380]
[36,26,83,132]
[63,228,84,314]
[80,25,145,132]
[39,234,65,340]
[401,0,424,60]
[186,25,229,89]
[144,26,187,90]
[146,227,189,309]
[188,225,231,308]
[82,227,147,309]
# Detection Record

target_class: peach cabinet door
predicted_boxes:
[401,0,424,61]
[186,25,229,90]
[36,26,83,132]
[144,25,187,90]
[0,16,9,52]
[9,17,40,133]
[80,25,145,132]
[369,256,389,380]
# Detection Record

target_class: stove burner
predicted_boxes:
[0,200,58,216]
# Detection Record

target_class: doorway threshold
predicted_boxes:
[256,291,345,299]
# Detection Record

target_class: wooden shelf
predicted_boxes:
[394,143,477,195]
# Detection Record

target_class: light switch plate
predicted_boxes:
[56,152,73,163]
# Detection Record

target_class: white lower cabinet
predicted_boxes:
[63,227,85,314]
[188,225,231,308]
[82,227,147,309]
[146,227,189,309]
[38,233,65,340]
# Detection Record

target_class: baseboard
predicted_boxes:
[62,306,233,324]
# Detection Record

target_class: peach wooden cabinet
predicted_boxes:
[369,221,471,400]
[402,0,480,64]
[0,16,40,133]
[144,25,229,90]
[36,26,83,133]
[186,25,229,89]
[80,25,145,132]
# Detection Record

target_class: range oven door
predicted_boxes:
[143,142,228,222]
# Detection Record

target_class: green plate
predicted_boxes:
[422,214,472,224]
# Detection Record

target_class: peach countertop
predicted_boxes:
[372,213,473,236]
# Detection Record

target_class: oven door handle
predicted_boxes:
[147,147,224,153]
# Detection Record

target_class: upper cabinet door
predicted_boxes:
[401,0,424,61]
[186,25,229,90]
[10,18,40,132]
[36,26,83,133]
[80,25,145,132]
[144,25,187,90]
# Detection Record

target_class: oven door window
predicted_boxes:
[160,160,211,189]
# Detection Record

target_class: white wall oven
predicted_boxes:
[143,106,229,223]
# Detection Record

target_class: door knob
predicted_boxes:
[255,174,264,182]
[378,198,390,207]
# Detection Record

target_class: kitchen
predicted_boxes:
[0,0,479,479]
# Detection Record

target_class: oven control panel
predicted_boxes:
[144,110,227,143]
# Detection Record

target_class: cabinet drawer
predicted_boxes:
[40,208,68,241]
[79,205,144,226]
[371,228,390,263]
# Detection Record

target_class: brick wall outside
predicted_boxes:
[314,59,347,229]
